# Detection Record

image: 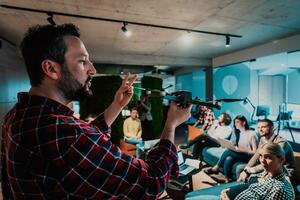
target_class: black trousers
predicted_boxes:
[189,134,220,159]
[141,119,154,140]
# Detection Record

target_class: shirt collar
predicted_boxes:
[260,170,286,180]
[17,92,74,116]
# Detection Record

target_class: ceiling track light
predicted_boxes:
[1,4,242,42]
[121,22,128,32]
[121,22,132,37]
[225,35,230,47]
[47,12,56,26]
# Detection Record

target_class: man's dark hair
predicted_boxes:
[131,107,138,112]
[221,112,232,126]
[258,118,274,128]
[20,24,80,86]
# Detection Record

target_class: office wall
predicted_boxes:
[213,63,253,120]
[0,39,28,176]
[175,70,206,100]
[258,75,285,118]
[0,39,29,124]
[288,70,300,104]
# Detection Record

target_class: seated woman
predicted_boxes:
[205,115,258,180]
[221,142,294,200]
[185,142,294,200]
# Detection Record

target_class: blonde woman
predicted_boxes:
[221,142,294,200]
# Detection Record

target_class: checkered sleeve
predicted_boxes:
[1,123,11,199]
[269,187,291,200]
[55,123,178,199]
[91,112,111,137]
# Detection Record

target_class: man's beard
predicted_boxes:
[58,65,93,101]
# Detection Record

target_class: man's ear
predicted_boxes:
[271,126,276,133]
[41,59,61,80]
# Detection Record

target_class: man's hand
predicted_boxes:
[113,73,137,108]
[166,102,192,128]
[104,73,137,127]
[193,120,200,127]
[237,171,249,182]
[234,146,240,152]
[161,102,192,142]
[220,188,230,200]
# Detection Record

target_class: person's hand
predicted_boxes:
[113,73,137,109]
[220,188,230,200]
[165,102,192,129]
[237,171,248,182]
[193,120,199,127]
[234,146,240,152]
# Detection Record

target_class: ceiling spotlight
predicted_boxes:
[225,35,230,47]
[121,22,132,37]
[181,32,192,45]
[47,13,56,26]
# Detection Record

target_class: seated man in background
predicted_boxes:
[238,118,295,182]
[123,107,143,158]
[190,112,233,159]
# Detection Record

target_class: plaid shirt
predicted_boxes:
[235,171,294,200]
[1,93,178,199]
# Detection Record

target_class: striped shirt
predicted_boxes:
[1,92,178,199]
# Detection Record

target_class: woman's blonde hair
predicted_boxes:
[261,142,291,176]
[261,142,285,158]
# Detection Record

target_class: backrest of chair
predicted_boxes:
[187,125,204,142]
[293,152,300,184]
[119,139,136,156]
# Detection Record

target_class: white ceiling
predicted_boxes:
[1,0,300,70]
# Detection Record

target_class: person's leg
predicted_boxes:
[136,144,141,158]
[215,149,232,169]
[204,148,231,175]
[214,150,252,177]
[186,134,204,147]
[193,135,221,159]
[124,137,144,158]
[124,137,142,145]
[223,156,234,178]
[191,135,207,159]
